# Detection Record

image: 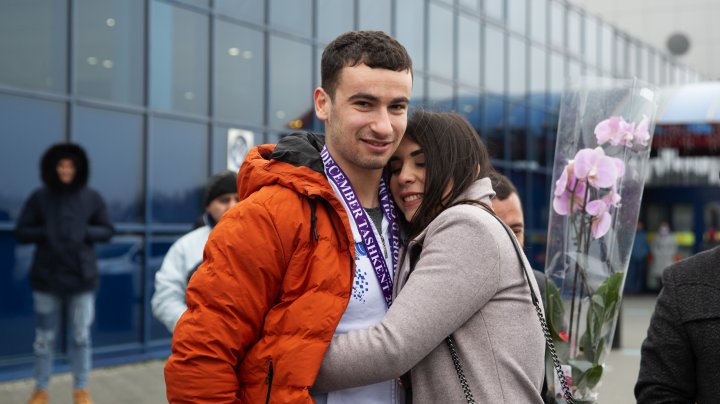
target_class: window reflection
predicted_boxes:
[317,0,354,44]
[0,0,67,93]
[215,0,263,24]
[359,0,390,32]
[428,79,454,112]
[270,0,312,37]
[484,26,505,95]
[151,118,207,223]
[484,0,504,21]
[75,107,144,223]
[508,0,526,35]
[508,37,526,95]
[530,0,547,44]
[0,95,65,220]
[550,1,564,47]
[396,0,425,71]
[269,36,312,132]
[585,16,598,66]
[429,3,454,79]
[214,22,264,124]
[150,2,209,115]
[530,45,547,103]
[458,15,481,88]
[76,0,144,105]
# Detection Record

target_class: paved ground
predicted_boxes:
[0,295,658,404]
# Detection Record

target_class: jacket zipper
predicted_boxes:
[265,358,274,404]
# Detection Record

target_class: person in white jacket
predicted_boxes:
[151,171,238,333]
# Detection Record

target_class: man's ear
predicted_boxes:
[314,87,330,122]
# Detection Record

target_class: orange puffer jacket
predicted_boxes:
[165,133,355,403]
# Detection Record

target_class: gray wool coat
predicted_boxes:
[314,178,545,403]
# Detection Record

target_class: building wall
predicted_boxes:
[569,0,720,80]
[0,0,699,380]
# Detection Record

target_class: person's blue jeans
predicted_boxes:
[32,291,95,390]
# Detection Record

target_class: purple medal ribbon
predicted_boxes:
[321,146,400,308]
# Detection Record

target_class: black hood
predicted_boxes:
[40,143,89,192]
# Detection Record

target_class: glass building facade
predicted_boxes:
[0,0,701,379]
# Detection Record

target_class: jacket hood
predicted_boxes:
[40,143,89,192]
[237,132,334,200]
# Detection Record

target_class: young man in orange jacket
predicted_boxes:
[164,30,413,403]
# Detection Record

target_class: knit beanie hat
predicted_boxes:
[204,171,237,206]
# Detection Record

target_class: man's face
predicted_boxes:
[56,158,76,184]
[206,193,239,223]
[493,192,525,248]
[314,64,412,180]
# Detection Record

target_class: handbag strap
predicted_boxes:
[473,201,575,404]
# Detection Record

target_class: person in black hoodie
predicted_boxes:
[16,143,114,404]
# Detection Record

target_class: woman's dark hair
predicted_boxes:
[400,110,494,239]
[321,31,413,99]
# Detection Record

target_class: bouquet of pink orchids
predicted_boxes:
[553,115,650,240]
[543,78,657,403]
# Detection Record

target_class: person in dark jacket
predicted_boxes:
[635,245,720,403]
[16,143,114,404]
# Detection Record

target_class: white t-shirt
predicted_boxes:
[312,179,400,404]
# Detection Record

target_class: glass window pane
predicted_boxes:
[317,0,354,44]
[94,235,143,347]
[458,87,482,130]
[627,42,638,78]
[550,1,564,47]
[427,79,454,112]
[508,0,526,35]
[509,103,527,161]
[508,37,527,95]
[584,15,598,67]
[215,0,264,24]
[214,22,264,124]
[549,52,564,108]
[0,95,65,220]
[615,35,626,77]
[530,0,547,44]
[529,45,547,104]
[76,0,144,105]
[639,46,649,82]
[270,0,312,37]
[151,118,208,223]
[601,24,613,73]
[429,3,454,79]
[484,0,504,21]
[458,15,481,88]
[568,9,581,56]
[484,26,505,95]
[75,107,144,223]
[396,0,425,72]
[0,0,67,93]
[459,0,480,12]
[269,36,312,132]
[484,96,506,159]
[150,2,209,115]
[358,0,390,32]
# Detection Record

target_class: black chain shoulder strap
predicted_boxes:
[410,200,574,403]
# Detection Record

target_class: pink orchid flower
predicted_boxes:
[616,120,636,147]
[573,147,622,189]
[594,116,623,146]
[586,199,612,238]
[633,115,650,147]
[553,162,588,215]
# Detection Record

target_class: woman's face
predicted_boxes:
[389,137,425,221]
